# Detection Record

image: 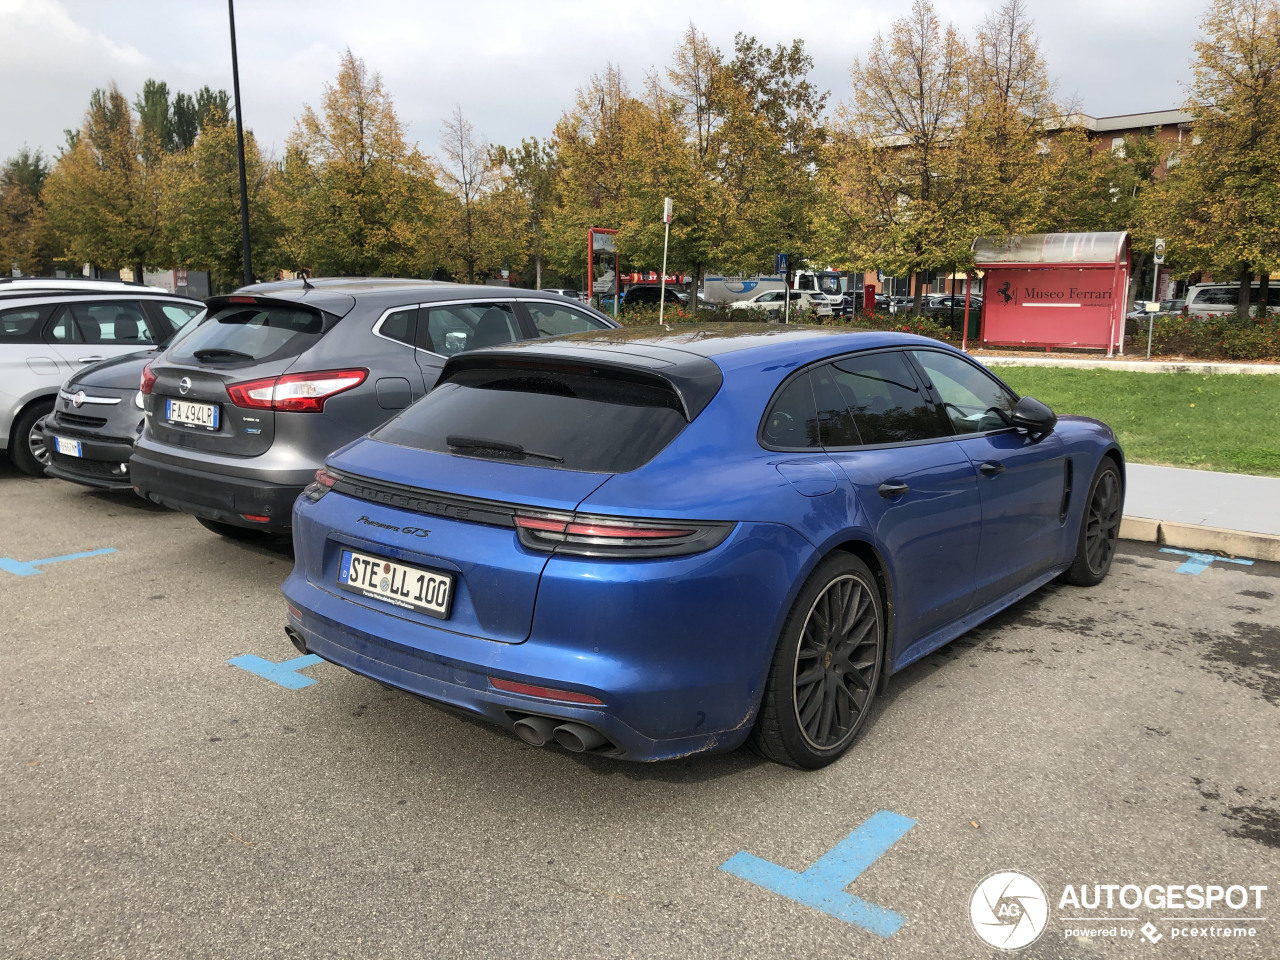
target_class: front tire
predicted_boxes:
[10,401,54,477]
[749,553,884,769]
[1059,459,1123,586]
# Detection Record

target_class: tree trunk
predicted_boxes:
[1238,263,1252,321]
[911,270,924,318]
[535,255,542,290]
[1259,272,1270,318]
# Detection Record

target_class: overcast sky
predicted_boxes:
[0,0,1208,165]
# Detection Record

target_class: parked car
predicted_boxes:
[1184,282,1280,318]
[0,276,168,301]
[130,278,619,540]
[541,288,588,303]
[1,286,205,476]
[923,295,981,317]
[283,324,1124,767]
[621,285,683,307]
[43,311,209,491]
[727,289,833,318]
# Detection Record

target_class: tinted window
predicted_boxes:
[170,303,328,363]
[911,350,1016,435]
[1193,287,1237,305]
[761,375,821,448]
[159,303,203,329]
[379,307,417,346]
[0,307,44,343]
[375,365,687,473]
[828,352,945,445]
[525,301,609,338]
[423,303,519,357]
[57,300,155,343]
[810,363,861,447]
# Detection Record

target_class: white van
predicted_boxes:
[1184,282,1280,318]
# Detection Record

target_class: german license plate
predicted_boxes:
[54,436,82,457]
[338,548,453,619]
[165,398,219,430]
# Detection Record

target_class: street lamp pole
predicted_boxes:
[228,0,253,288]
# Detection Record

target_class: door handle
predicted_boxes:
[77,356,106,363]
[979,461,1005,477]
[878,481,910,498]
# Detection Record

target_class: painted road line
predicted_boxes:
[1159,548,1255,575]
[720,809,916,938]
[0,547,117,577]
[228,653,325,690]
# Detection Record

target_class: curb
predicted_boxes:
[976,356,1280,375]
[1120,515,1280,562]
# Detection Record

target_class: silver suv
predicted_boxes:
[0,283,204,475]
[129,278,618,539]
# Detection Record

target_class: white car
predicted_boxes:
[727,289,833,318]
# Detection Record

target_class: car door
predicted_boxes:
[810,351,983,665]
[514,299,614,339]
[908,349,1068,606]
[45,300,163,371]
[414,300,523,389]
[370,304,430,409]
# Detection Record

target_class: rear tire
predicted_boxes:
[10,400,54,477]
[1059,459,1123,586]
[196,517,271,541]
[749,553,884,769]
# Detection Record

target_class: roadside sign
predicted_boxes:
[1154,239,1166,264]
[663,197,673,224]
[776,253,788,275]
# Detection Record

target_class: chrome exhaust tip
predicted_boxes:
[284,626,307,655]
[552,722,608,753]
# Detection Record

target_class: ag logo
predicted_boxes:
[970,870,1049,950]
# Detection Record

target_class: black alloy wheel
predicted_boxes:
[750,553,884,769]
[1060,459,1123,586]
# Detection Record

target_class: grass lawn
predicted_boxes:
[994,367,1280,476]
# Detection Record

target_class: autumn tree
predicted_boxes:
[159,107,277,291]
[492,137,557,288]
[42,84,167,279]
[1145,0,1280,317]
[821,0,968,315]
[0,148,56,275]
[272,49,442,277]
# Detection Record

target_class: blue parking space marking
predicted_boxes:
[0,547,117,577]
[720,809,916,938]
[228,653,325,689]
[1159,548,1254,575]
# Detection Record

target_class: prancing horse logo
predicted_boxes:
[997,281,1013,305]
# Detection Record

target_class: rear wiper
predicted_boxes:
[193,347,254,361]
[446,434,564,463]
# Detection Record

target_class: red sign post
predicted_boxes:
[970,232,1131,356]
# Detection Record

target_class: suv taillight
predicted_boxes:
[226,369,367,412]
[140,362,157,395]
[513,512,733,558]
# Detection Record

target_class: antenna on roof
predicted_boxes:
[300,273,314,290]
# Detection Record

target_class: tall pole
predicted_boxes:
[228,0,253,288]
[658,198,672,328]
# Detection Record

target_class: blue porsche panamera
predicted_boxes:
[281,324,1124,768]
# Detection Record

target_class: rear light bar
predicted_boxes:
[487,677,604,705]
[303,467,338,502]
[227,368,367,413]
[513,512,732,558]
[140,362,157,395]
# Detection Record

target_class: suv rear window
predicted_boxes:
[169,302,331,364]
[373,364,688,473]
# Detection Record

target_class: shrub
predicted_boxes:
[821,311,954,343]
[1124,314,1280,361]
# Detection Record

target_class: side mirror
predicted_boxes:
[1011,395,1057,438]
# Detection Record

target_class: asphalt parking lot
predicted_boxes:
[2,461,1277,960]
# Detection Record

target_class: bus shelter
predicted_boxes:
[968,232,1130,356]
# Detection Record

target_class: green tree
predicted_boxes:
[1145,0,1280,317]
[438,106,523,283]
[272,49,442,277]
[42,84,167,279]
[492,137,557,288]
[0,147,55,275]
[172,86,232,151]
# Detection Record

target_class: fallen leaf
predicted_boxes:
[970,820,980,828]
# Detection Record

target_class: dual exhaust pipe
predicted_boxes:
[512,715,611,753]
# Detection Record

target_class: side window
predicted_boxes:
[422,302,520,357]
[524,301,609,338]
[378,307,418,347]
[761,374,821,448]
[829,351,946,445]
[0,307,46,343]
[159,303,203,330]
[809,363,861,447]
[66,301,155,344]
[48,306,83,343]
[911,350,1017,435]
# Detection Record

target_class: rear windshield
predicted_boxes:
[168,302,331,364]
[373,365,689,473]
